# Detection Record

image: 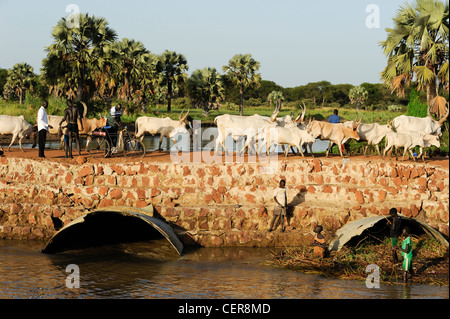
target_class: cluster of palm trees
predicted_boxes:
[37,13,262,116]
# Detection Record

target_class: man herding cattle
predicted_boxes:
[59,100,84,158]
[37,101,53,158]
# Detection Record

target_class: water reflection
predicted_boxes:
[0,240,448,299]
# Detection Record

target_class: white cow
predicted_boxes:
[0,115,34,152]
[260,125,316,157]
[214,111,278,155]
[392,107,449,137]
[135,110,190,151]
[383,131,441,162]
[343,121,393,157]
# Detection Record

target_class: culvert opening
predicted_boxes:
[42,209,183,255]
[345,217,426,248]
[329,215,449,252]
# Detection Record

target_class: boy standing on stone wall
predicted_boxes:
[269,179,287,232]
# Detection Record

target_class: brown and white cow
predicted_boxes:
[307,117,362,157]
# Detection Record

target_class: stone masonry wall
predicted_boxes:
[0,156,448,247]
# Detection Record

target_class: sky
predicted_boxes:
[0,0,408,88]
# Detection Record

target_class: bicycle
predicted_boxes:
[86,126,145,159]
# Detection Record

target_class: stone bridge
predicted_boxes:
[0,155,448,248]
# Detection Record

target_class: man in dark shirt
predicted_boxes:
[60,100,84,158]
[388,207,402,264]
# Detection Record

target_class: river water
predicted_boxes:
[18,127,332,154]
[0,240,448,299]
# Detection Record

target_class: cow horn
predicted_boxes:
[179,110,184,121]
[181,109,190,122]
[301,103,306,122]
[271,108,280,122]
[438,104,449,125]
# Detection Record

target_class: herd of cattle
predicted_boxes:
[0,104,448,162]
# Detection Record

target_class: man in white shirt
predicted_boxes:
[37,101,52,158]
[269,179,288,232]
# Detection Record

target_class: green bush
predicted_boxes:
[407,88,427,117]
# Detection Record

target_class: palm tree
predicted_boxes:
[187,67,225,115]
[223,54,261,116]
[349,86,368,110]
[111,38,152,102]
[159,50,189,113]
[267,91,284,111]
[3,63,35,104]
[42,13,117,103]
[380,0,449,118]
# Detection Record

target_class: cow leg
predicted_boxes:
[158,135,164,151]
[18,137,25,152]
[298,144,305,157]
[171,138,181,152]
[338,143,345,157]
[325,142,333,157]
[364,144,369,157]
[308,142,314,157]
[7,133,18,152]
[417,147,425,162]
[284,145,289,157]
[383,144,390,159]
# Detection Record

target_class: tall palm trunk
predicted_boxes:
[239,83,244,116]
[19,88,23,105]
[167,79,173,113]
[426,80,437,109]
[77,77,84,102]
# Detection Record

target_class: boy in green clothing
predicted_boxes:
[396,227,413,283]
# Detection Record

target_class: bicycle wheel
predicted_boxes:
[86,137,110,158]
[123,138,145,158]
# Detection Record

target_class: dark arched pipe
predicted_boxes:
[328,215,448,252]
[42,206,183,255]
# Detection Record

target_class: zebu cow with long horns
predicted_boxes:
[214,108,280,156]
[135,110,191,151]
[392,106,449,137]
[307,116,362,157]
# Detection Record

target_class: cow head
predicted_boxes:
[170,110,190,138]
[96,114,108,128]
[348,116,362,140]
[421,131,441,148]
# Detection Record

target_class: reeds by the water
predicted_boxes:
[271,235,449,285]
